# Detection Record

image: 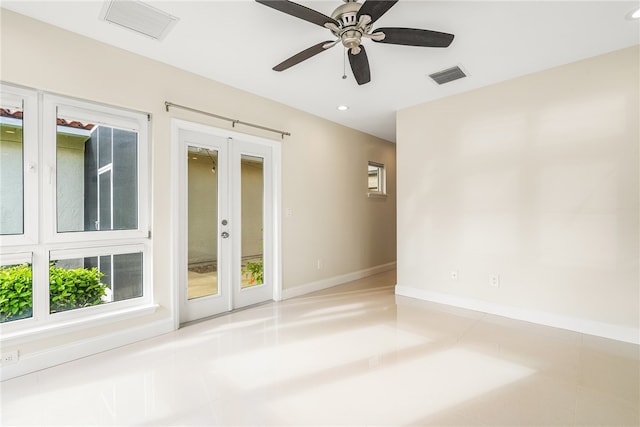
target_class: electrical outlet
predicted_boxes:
[451,271,458,281]
[490,274,500,288]
[1,350,19,365]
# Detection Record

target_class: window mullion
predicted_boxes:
[31,247,50,322]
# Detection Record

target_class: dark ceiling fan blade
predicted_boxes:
[348,46,371,85]
[356,0,399,24]
[373,27,454,47]
[273,41,335,71]
[255,0,339,28]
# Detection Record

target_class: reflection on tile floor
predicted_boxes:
[1,269,639,426]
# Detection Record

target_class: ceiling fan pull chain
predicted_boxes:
[342,49,347,80]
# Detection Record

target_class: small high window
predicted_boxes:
[367,161,386,198]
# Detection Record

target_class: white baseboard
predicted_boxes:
[282,262,396,300]
[395,285,640,345]
[1,318,175,381]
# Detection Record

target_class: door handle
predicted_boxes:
[221,231,230,239]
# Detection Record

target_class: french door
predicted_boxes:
[175,122,279,323]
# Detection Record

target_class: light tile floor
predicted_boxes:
[1,269,639,426]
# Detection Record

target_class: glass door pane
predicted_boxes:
[232,139,273,311]
[240,155,264,289]
[187,146,219,300]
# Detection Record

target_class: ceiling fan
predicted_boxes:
[255,0,455,85]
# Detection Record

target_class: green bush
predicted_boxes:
[49,265,107,314]
[0,264,33,322]
[0,263,108,322]
[245,260,263,285]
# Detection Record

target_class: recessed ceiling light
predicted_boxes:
[632,7,640,19]
[337,105,349,111]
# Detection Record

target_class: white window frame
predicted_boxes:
[48,243,149,322]
[0,85,39,246]
[367,160,387,198]
[0,252,32,266]
[0,83,154,344]
[42,94,150,243]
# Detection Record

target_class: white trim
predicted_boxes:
[395,285,640,345]
[55,100,143,132]
[1,303,159,347]
[0,315,172,381]
[170,121,181,331]
[282,262,397,300]
[49,242,144,260]
[272,142,283,302]
[0,252,32,266]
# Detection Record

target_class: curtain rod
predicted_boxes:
[164,101,291,139]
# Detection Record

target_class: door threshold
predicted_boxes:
[180,300,273,328]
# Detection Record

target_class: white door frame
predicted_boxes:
[171,119,282,328]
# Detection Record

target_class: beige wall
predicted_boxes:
[0,10,396,359]
[397,46,639,340]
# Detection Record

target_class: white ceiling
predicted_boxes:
[3,0,639,142]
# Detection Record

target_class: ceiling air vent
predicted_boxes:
[429,66,467,85]
[101,0,178,41]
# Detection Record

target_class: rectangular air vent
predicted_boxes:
[101,0,178,40]
[429,66,467,85]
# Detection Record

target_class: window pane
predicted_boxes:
[98,127,112,168]
[0,261,32,323]
[0,107,24,235]
[368,162,385,194]
[368,165,380,191]
[56,115,138,232]
[99,170,112,230]
[241,155,264,288]
[49,251,143,314]
[187,146,219,299]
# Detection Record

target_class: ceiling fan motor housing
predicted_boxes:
[332,2,360,27]
[330,1,371,54]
